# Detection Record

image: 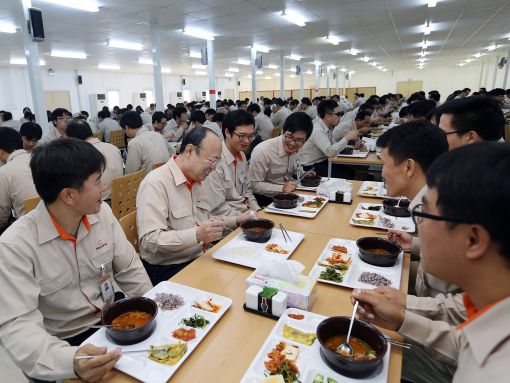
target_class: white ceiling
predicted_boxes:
[0,0,509,77]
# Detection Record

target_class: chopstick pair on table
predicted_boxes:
[74,349,151,360]
[279,223,292,243]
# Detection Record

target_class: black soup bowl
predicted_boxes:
[316,316,388,378]
[382,198,411,217]
[240,218,274,243]
[300,174,322,188]
[273,192,299,209]
[101,297,158,345]
[356,237,401,267]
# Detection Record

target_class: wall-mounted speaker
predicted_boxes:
[237,81,241,86]
[77,75,83,85]
[255,53,263,69]
[296,65,301,75]
[218,91,222,96]
[28,8,45,42]
[201,48,208,65]
[182,78,186,86]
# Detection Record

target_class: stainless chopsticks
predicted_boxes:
[279,223,292,243]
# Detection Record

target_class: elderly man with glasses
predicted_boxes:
[248,112,314,207]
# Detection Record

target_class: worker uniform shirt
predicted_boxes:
[125,125,175,174]
[0,149,38,228]
[0,202,152,380]
[203,141,260,216]
[1,119,22,131]
[98,118,121,143]
[254,112,274,140]
[136,156,237,266]
[203,120,224,139]
[303,106,318,120]
[398,296,510,382]
[299,118,348,166]
[248,135,300,196]
[86,138,124,200]
[39,127,63,145]
[163,119,185,142]
[271,107,291,130]
[332,118,356,142]
[406,293,466,325]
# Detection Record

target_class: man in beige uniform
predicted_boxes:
[97,110,122,143]
[353,142,510,383]
[300,97,318,120]
[121,111,175,174]
[332,109,372,142]
[248,112,314,207]
[0,139,152,382]
[163,106,188,142]
[66,119,123,202]
[248,103,274,141]
[136,127,252,285]
[0,127,38,231]
[39,108,72,145]
[270,98,291,131]
[203,110,260,216]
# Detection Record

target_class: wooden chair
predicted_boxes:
[111,169,146,220]
[109,130,126,149]
[93,131,103,142]
[119,210,139,252]
[152,161,166,170]
[24,196,41,214]
[271,127,282,138]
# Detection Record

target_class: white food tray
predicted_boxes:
[357,181,387,198]
[241,308,391,383]
[308,238,403,290]
[336,149,369,158]
[212,230,304,268]
[349,203,415,232]
[297,177,352,192]
[82,281,232,383]
[264,194,329,219]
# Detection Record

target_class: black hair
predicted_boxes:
[300,97,312,106]
[358,103,374,113]
[290,99,299,106]
[3,111,13,121]
[30,138,105,204]
[173,106,187,120]
[152,111,166,124]
[273,98,286,107]
[377,120,448,172]
[426,142,510,264]
[120,111,143,130]
[24,111,35,121]
[190,110,206,124]
[213,112,224,123]
[488,88,505,97]
[0,127,23,153]
[355,110,372,121]
[399,106,410,118]
[222,110,255,138]
[80,110,89,118]
[247,103,261,114]
[98,110,111,119]
[313,97,322,102]
[435,96,504,141]
[462,88,471,93]
[364,98,379,107]
[428,91,441,102]
[317,100,339,119]
[126,104,133,110]
[408,93,426,104]
[66,119,93,140]
[51,108,71,121]
[20,122,42,140]
[179,127,213,154]
[205,108,216,116]
[282,112,313,139]
[408,100,436,120]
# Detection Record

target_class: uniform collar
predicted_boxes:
[410,185,428,210]
[135,125,151,136]
[168,155,201,191]
[277,135,289,158]
[222,141,244,165]
[458,295,510,366]
[317,117,330,133]
[86,137,101,145]
[6,149,27,163]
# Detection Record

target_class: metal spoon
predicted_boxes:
[88,323,135,329]
[337,300,359,356]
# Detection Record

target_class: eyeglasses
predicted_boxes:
[283,133,306,145]
[232,131,256,142]
[411,204,474,226]
[197,150,221,166]
[443,130,469,136]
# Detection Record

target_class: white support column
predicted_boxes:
[279,52,285,99]
[299,59,304,99]
[314,63,320,98]
[251,46,257,103]
[492,56,498,89]
[150,22,164,111]
[326,68,330,98]
[342,72,347,96]
[15,0,47,133]
[335,68,339,96]
[503,50,510,89]
[207,39,216,107]
[478,61,485,89]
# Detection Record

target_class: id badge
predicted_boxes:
[100,264,114,305]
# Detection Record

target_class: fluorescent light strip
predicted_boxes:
[108,39,143,51]
[427,0,437,7]
[225,72,234,77]
[227,67,240,72]
[487,44,497,51]
[266,64,279,69]
[0,23,16,34]
[265,76,272,79]
[288,54,302,61]
[183,28,215,41]
[362,56,369,62]
[192,64,207,69]
[305,70,313,75]
[10,58,45,65]
[161,68,171,73]
[194,70,207,75]
[98,64,120,70]
[280,10,306,27]
[312,60,322,65]
[254,45,270,53]
[349,49,358,56]
[340,67,347,72]
[189,51,202,58]
[50,49,87,59]
[256,70,263,75]
[138,58,153,65]
[325,36,340,45]
[236,59,251,65]
[40,0,99,12]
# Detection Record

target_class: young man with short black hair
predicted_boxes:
[333,109,372,142]
[148,111,167,133]
[39,108,72,145]
[0,138,152,382]
[97,109,121,143]
[19,122,43,151]
[247,103,274,141]
[270,98,291,130]
[164,106,188,142]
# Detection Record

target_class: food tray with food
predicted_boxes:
[82,281,232,383]
[297,177,351,192]
[349,203,415,232]
[336,149,370,158]
[212,229,305,268]
[241,308,391,383]
[264,194,329,219]
[308,238,403,290]
[357,182,387,198]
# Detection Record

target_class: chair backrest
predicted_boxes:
[93,131,103,142]
[111,169,146,220]
[152,161,166,170]
[271,127,282,138]
[24,196,41,214]
[119,210,139,252]
[109,130,126,149]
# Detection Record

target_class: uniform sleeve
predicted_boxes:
[0,172,12,229]
[310,128,347,157]
[202,167,234,217]
[270,111,281,127]
[0,242,78,380]
[406,293,467,325]
[248,148,284,196]
[166,141,176,157]
[125,141,141,174]
[332,123,352,143]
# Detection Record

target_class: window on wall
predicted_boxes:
[107,90,119,108]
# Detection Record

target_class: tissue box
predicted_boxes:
[246,271,318,311]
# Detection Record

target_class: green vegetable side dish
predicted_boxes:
[180,314,210,328]
[277,359,300,383]
[327,377,338,383]
[313,374,338,383]
[319,266,344,283]
[361,205,381,211]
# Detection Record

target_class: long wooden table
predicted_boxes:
[328,152,383,177]
[70,181,408,383]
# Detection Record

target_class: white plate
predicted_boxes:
[357,181,387,198]
[82,281,232,383]
[241,308,391,383]
[212,229,305,268]
[336,149,370,158]
[349,203,415,232]
[264,194,329,219]
[297,177,352,192]
[308,238,403,289]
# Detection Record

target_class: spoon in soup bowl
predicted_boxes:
[337,300,359,356]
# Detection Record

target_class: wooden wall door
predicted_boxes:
[44,91,71,111]
[396,81,423,97]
